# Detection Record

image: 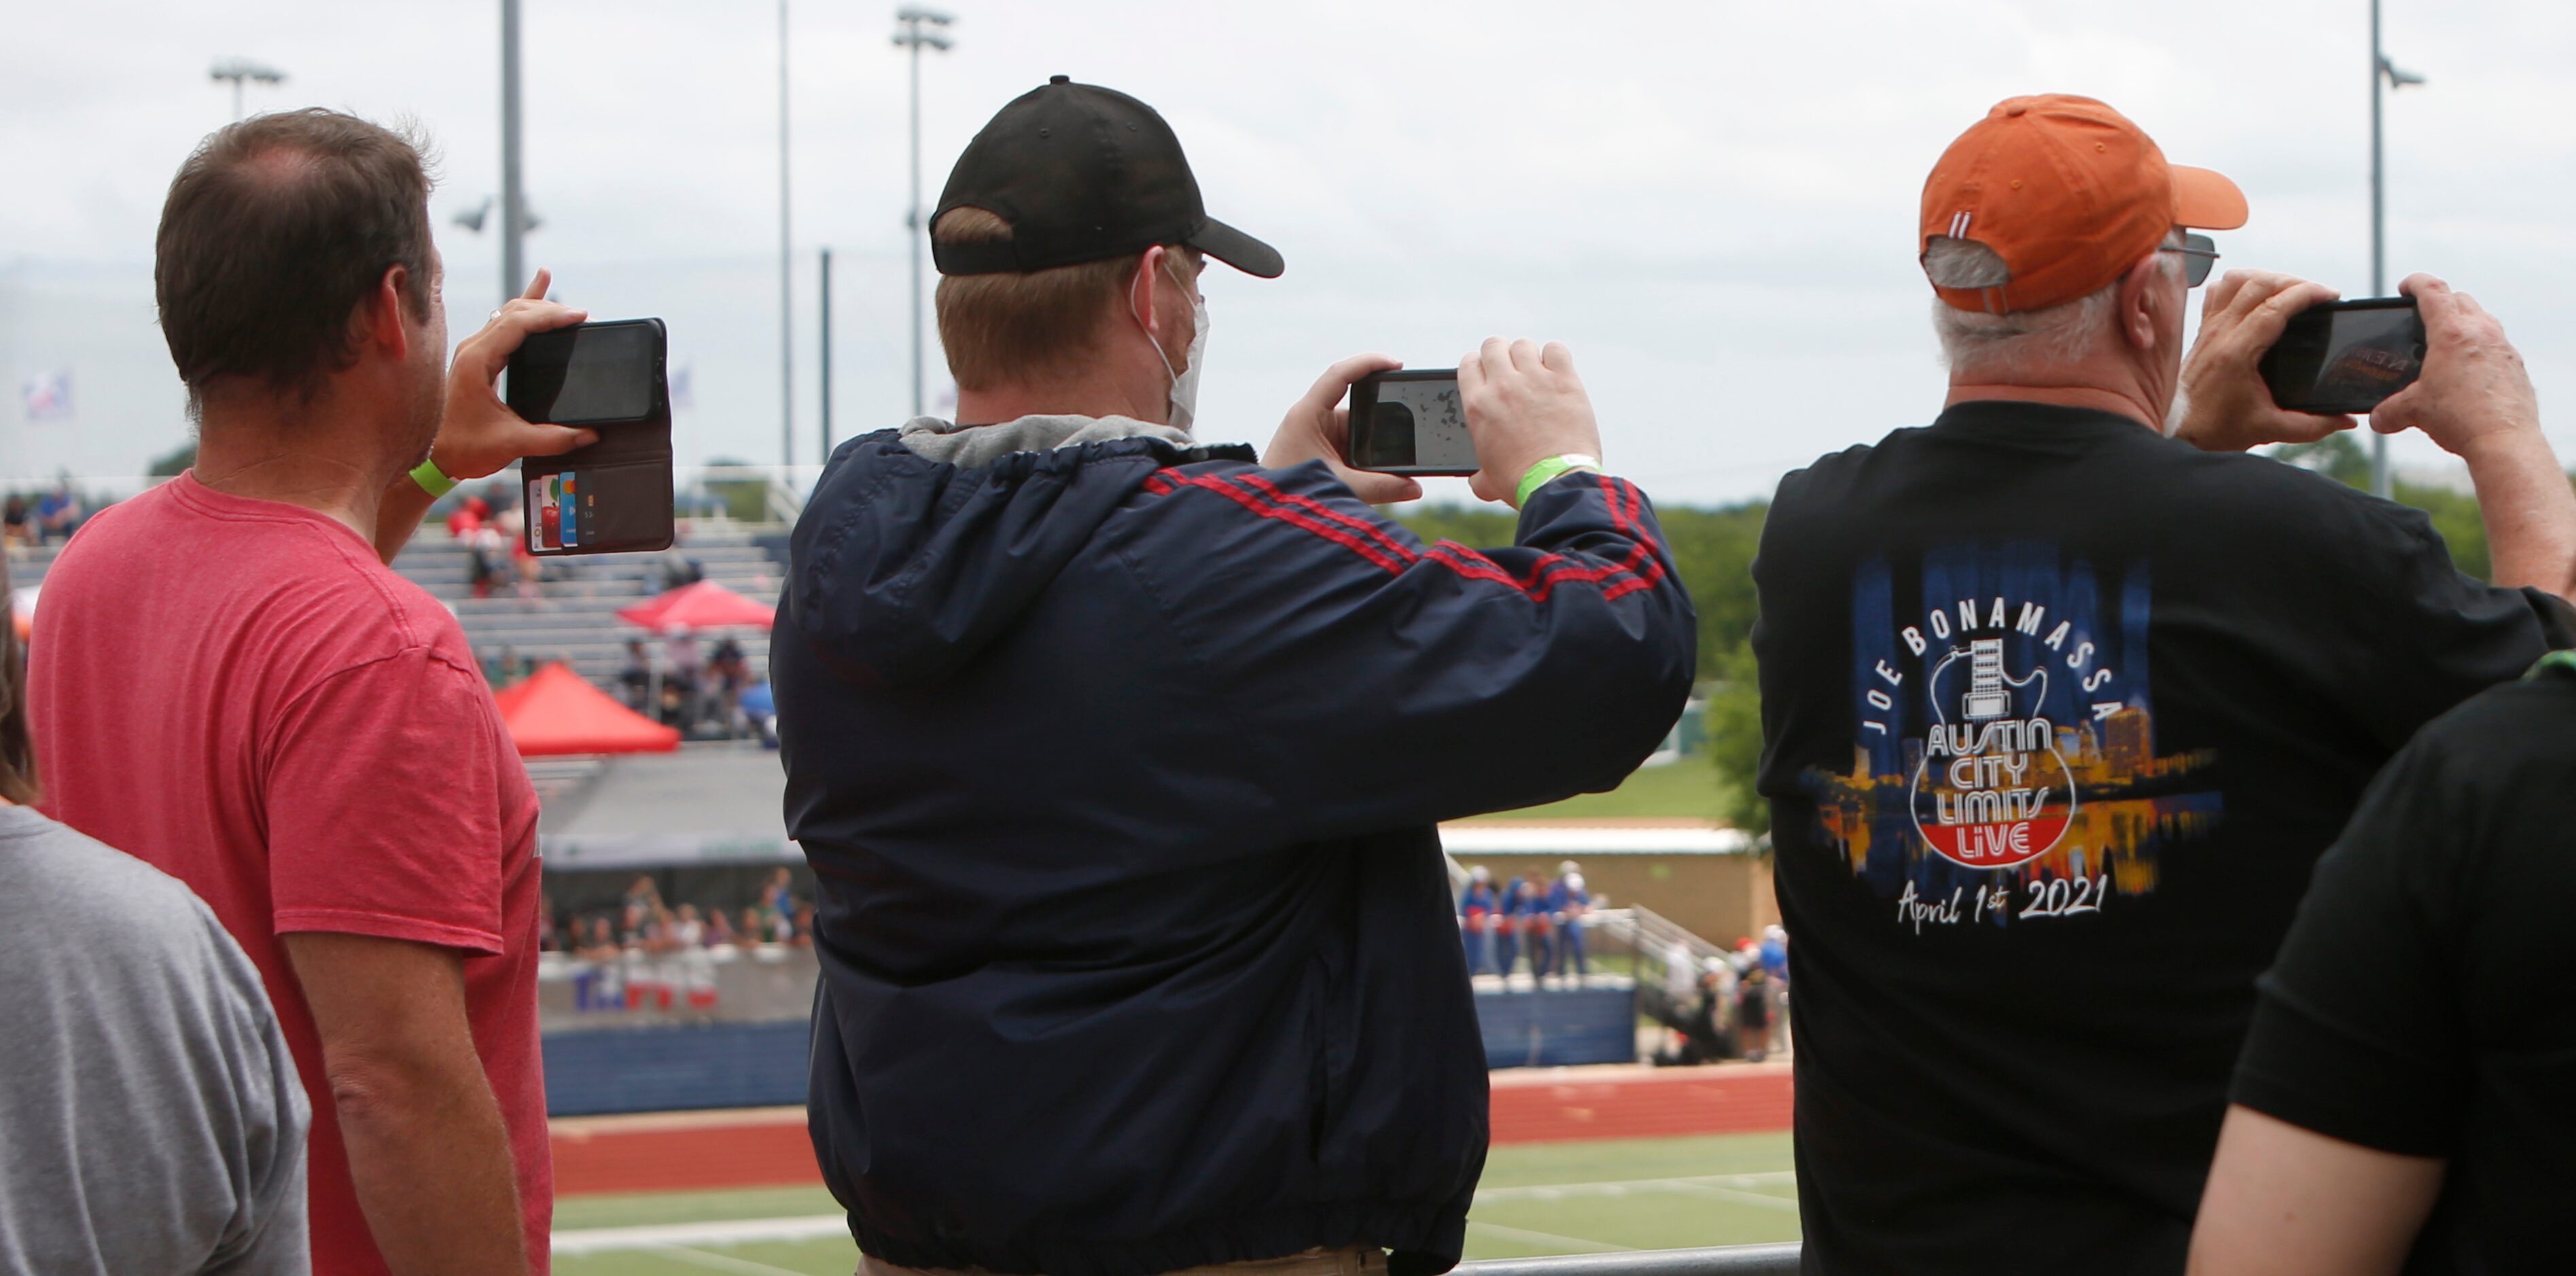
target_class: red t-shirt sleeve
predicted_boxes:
[264,648,510,954]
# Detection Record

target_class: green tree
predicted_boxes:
[2269,434,2491,579]
[147,440,198,478]
[1397,498,1776,831]
[1392,504,1516,549]
[1393,499,1769,672]
[1704,639,1767,836]
[701,457,770,524]
[1656,503,1767,671]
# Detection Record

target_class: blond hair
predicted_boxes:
[932,207,1197,392]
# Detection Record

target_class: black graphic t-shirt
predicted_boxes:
[2232,670,2576,1275]
[1752,402,2575,1274]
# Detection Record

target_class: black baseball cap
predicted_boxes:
[932,76,1283,280]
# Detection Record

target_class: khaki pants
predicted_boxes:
[863,1246,1390,1276]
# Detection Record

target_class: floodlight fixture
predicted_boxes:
[209,58,287,122]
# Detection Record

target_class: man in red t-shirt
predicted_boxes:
[29,110,597,1275]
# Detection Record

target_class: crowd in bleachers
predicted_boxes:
[616,633,762,738]
[1646,927,1788,1067]
[540,867,812,957]
[1,481,88,550]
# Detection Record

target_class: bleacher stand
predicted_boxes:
[10,506,792,701]
[394,525,785,693]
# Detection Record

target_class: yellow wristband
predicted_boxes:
[409,457,459,498]
[1515,454,1602,507]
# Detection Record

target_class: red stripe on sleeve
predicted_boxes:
[1227,473,1419,566]
[1164,474,1409,575]
[1150,466,1670,603]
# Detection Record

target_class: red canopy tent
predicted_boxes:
[616,580,776,633]
[493,661,680,756]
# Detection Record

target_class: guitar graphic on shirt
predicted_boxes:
[1908,637,2077,870]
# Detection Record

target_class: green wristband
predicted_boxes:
[409,457,460,499]
[1515,454,1602,508]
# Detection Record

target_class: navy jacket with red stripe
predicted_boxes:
[775,427,1696,1276]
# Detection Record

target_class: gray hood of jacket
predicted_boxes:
[897,414,1193,468]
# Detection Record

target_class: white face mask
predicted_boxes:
[1134,258,1207,431]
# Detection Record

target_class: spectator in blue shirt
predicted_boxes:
[34,483,81,546]
[1498,878,1537,980]
[1458,866,1498,975]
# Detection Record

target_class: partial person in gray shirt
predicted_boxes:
[0,559,310,1274]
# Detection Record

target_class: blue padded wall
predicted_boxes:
[548,987,1636,1115]
[1475,987,1638,1069]
[545,1021,810,1116]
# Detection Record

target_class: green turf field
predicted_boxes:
[1463,760,1727,824]
[551,1131,1799,1275]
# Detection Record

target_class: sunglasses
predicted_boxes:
[2164,233,2219,287]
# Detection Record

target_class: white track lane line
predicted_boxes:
[642,1245,816,1276]
[552,1169,1802,1260]
[1473,1171,1797,1204]
[1465,1221,1636,1254]
[552,1214,847,1254]
[1656,1182,1800,1214]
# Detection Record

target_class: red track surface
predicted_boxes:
[1488,1063,1793,1144]
[550,1063,1795,1198]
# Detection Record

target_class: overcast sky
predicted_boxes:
[5,0,2572,506]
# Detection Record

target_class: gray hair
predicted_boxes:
[1927,231,2185,374]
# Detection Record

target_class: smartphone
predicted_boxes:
[2258,298,2426,416]
[1347,369,1477,476]
[507,319,675,556]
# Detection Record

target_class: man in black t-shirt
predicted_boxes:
[2188,658,2576,1275]
[1754,94,2576,1273]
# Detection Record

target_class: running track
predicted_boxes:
[552,1063,1795,1197]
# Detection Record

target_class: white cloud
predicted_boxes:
[3,0,2569,501]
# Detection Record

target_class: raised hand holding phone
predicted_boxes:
[2370,274,2542,459]
[1263,353,1422,506]
[2171,269,2353,452]
[1458,338,1604,508]
[437,268,597,480]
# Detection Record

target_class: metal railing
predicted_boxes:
[1463,1243,1800,1276]
[1593,902,1731,998]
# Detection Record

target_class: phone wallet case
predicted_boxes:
[512,319,677,557]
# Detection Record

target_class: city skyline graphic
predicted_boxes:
[1800,542,2223,926]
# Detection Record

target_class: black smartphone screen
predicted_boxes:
[508,322,660,425]
[1349,370,1479,475]
[2259,300,2425,415]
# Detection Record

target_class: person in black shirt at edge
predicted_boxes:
[1752,93,2576,1275]
[2193,469,2576,1270]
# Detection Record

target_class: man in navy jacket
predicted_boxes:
[776,77,1696,1276]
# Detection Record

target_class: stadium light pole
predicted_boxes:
[210,58,285,124]
[501,0,527,309]
[779,0,797,468]
[820,245,834,461]
[2369,0,2426,500]
[893,7,955,420]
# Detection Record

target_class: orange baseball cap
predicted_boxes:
[1921,94,2246,314]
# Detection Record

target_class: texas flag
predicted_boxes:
[21,370,71,422]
